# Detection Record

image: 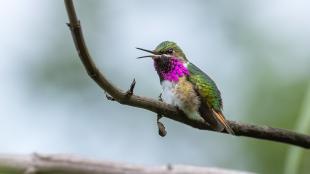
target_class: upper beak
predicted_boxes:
[136,47,160,59]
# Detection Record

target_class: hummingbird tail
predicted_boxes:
[212,110,235,135]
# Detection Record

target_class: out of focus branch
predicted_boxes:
[0,153,253,174]
[64,0,310,149]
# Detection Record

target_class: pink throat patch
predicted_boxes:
[156,57,189,82]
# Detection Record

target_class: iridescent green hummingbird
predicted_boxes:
[137,41,234,134]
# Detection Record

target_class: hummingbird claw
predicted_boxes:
[158,93,163,101]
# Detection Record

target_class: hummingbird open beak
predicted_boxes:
[136,47,160,59]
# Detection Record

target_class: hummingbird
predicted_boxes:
[137,41,234,134]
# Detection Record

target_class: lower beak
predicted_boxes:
[137,55,154,59]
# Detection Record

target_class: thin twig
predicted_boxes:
[125,79,136,97]
[64,0,310,149]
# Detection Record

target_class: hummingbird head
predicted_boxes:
[137,41,189,82]
[154,41,187,61]
[136,41,187,60]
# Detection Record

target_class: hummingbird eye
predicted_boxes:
[166,48,173,54]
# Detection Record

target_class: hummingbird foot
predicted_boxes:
[158,93,163,102]
[125,78,136,97]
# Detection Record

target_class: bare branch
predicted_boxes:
[64,0,310,149]
[0,153,253,174]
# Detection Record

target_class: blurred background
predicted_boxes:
[0,0,310,173]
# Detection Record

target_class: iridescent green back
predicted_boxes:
[187,62,223,111]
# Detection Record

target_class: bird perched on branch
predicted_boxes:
[137,41,234,134]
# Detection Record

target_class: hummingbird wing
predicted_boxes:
[187,62,234,134]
